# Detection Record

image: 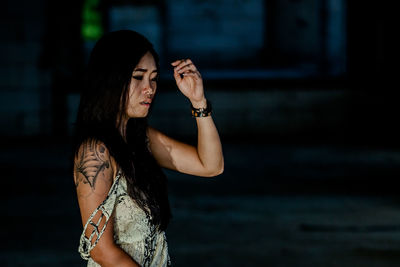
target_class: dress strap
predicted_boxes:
[78,169,123,260]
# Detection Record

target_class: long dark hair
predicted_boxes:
[72,30,172,231]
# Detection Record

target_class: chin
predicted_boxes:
[130,113,148,118]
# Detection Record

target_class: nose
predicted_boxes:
[143,80,155,95]
[143,84,155,97]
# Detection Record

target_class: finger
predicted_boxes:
[182,69,200,74]
[181,70,201,79]
[171,59,182,66]
[177,64,197,74]
[173,67,183,83]
[171,58,186,67]
[175,59,194,72]
[181,72,200,79]
[185,69,202,77]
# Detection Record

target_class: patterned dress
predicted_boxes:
[78,169,172,267]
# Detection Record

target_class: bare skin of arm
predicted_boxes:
[147,114,224,178]
[146,58,224,177]
[74,139,140,267]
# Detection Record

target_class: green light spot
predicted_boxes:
[81,0,103,41]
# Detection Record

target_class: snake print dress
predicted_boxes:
[78,169,172,267]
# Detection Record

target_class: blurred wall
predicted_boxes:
[0,0,52,136]
[1,0,393,147]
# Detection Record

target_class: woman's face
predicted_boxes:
[125,51,158,118]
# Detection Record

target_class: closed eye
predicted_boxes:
[132,76,158,82]
[132,76,143,81]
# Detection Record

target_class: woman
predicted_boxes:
[72,30,224,267]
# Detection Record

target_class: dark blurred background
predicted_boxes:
[1,0,399,266]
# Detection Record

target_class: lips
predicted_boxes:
[140,100,152,106]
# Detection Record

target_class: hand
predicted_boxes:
[171,59,205,107]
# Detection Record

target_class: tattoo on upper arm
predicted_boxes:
[74,140,110,189]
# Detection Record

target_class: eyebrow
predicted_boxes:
[133,68,158,73]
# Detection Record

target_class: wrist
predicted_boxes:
[190,98,207,109]
[190,99,212,118]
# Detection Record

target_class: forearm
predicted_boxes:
[192,99,224,176]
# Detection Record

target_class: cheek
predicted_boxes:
[129,83,141,97]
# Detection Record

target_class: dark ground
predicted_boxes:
[1,137,400,266]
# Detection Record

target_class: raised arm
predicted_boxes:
[74,139,140,267]
[146,58,224,177]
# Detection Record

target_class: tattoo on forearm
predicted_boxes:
[74,140,110,189]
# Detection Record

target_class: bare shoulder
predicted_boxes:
[73,139,121,261]
[73,139,118,197]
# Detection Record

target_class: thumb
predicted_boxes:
[173,68,182,84]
